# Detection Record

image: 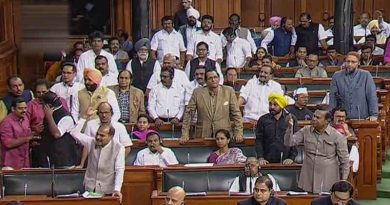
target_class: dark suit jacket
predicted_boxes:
[237,196,286,205]
[311,196,360,205]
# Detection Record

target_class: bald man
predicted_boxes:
[165,186,186,205]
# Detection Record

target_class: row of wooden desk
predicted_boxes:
[0,196,119,205]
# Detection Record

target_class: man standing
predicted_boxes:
[71,68,120,121]
[353,12,371,40]
[148,68,185,126]
[222,27,252,69]
[285,87,313,120]
[238,65,284,122]
[180,70,243,142]
[108,37,129,71]
[151,16,186,66]
[95,55,118,87]
[126,38,161,93]
[256,93,297,165]
[225,14,257,54]
[174,0,195,30]
[109,70,145,123]
[261,17,297,57]
[329,52,378,120]
[70,121,124,202]
[295,12,328,54]
[165,186,186,205]
[179,7,201,48]
[295,54,328,78]
[187,15,223,63]
[77,31,118,81]
[185,66,206,105]
[0,98,40,169]
[2,76,34,115]
[284,109,350,193]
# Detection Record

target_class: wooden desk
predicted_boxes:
[0,196,119,205]
[151,190,317,205]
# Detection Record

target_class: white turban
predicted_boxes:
[187,8,200,19]
[293,87,308,97]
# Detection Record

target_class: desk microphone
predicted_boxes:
[49,157,56,198]
[172,123,175,139]
[24,184,27,198]
[167,109,170,123]
[130,124,134,140]
[187,153,190,164]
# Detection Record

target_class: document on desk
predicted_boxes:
[184,163,214,167]
[229,192,251,196]
[82,191,104,198]
[185,192,207,196]
[56,192,80,198]
[286,191,308,195]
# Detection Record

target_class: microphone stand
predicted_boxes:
[51,164,56,198]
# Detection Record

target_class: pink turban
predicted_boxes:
[269,16,282,26]
[84,68,102,85]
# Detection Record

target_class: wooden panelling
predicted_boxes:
[115,0,132,37]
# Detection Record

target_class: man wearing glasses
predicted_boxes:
[329,52,378,121]
[311,181,359,205]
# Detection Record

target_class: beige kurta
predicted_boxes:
[181,85,243,138]
[284,125,350,193]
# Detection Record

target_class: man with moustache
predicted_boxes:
[285,87,313,120]
[329,52,378,120]
[95,55,118,87]
[179,7,201,48]
[187,15,223,63]
[133,131,178,167]
[222,14,257,54]
[70,121,124,203]
[238,65,284,122]
[1,76,34,117]
[71,68,120,122]
[353,12,371,41]
[126,38,161,93]
[261,17,297,57]
[295,12,328,54]
[0,98,40,169]
[184,66,206,105]
[255,93,298,165]
[108,37,129,71]
[174,0,196,30]
[180,70,243,142]
[148,67,185,126]
[284,109,350,193]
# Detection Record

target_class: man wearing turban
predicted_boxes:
[255,92,298,166]
[125,38,161,93]
[71,68,120,122]
[178,7,201,48]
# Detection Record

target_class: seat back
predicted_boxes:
[3,173,52,196]
[261,169,301,191]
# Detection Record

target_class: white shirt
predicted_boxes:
[70,119,125,192]
[133,147,178,167]
[325,28,334,46]
[261,28,297,49]
[126,59,162,74]
[225,37,252,68]
[229,174,280,193]
[151,29,186,63]
[358,46,385,55]
[220,27,257,53]
[76,49,118,82]
[187,30,223,61]
[50,82,84,111]
[56,115,75,136]
[71,87,121,122]
[316,24,328,41]
[147,68,189,90]
[353,24,371,37]
[240,77,283,121]
[84,118,133,147]
[185,21,201,45]
[101,73,118,87]
[184,80,203,105]
[350,145,359,173]
[184,59,224,84]
[148,83,185,120]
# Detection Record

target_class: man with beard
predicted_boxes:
[71,68,120,122]
[95,55,118,87]
[184,41,223,83]
[180,70,243,142]
[148,67,185,126]
[261,17,297,57]
[187,15,223,63]
[70,120,124,203]
[126,38,161,93]
[81,102,132,167]
[329,52,378,120]
[77,31,118,81]
[179,7,201,48]
[238,65,284,122]
[295,12,328,54]
[39,91,79,168]
[174,0,196,30]
[133,131,178,167]
[0,98,40,169]
[255,93,297,165]
[109,70,145,123]
[151,16,186,66]
[108,37,129,71]
[284,109,350,193]
[286,87,313,120]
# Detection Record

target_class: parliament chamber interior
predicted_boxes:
[1,0,390,205]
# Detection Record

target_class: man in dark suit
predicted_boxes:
[237,176,286,205]
[311,181,359,205]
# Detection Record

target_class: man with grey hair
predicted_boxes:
[165,186,186,205]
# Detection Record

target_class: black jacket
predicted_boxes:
[237,196,286,205]
[311,196,360,205]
